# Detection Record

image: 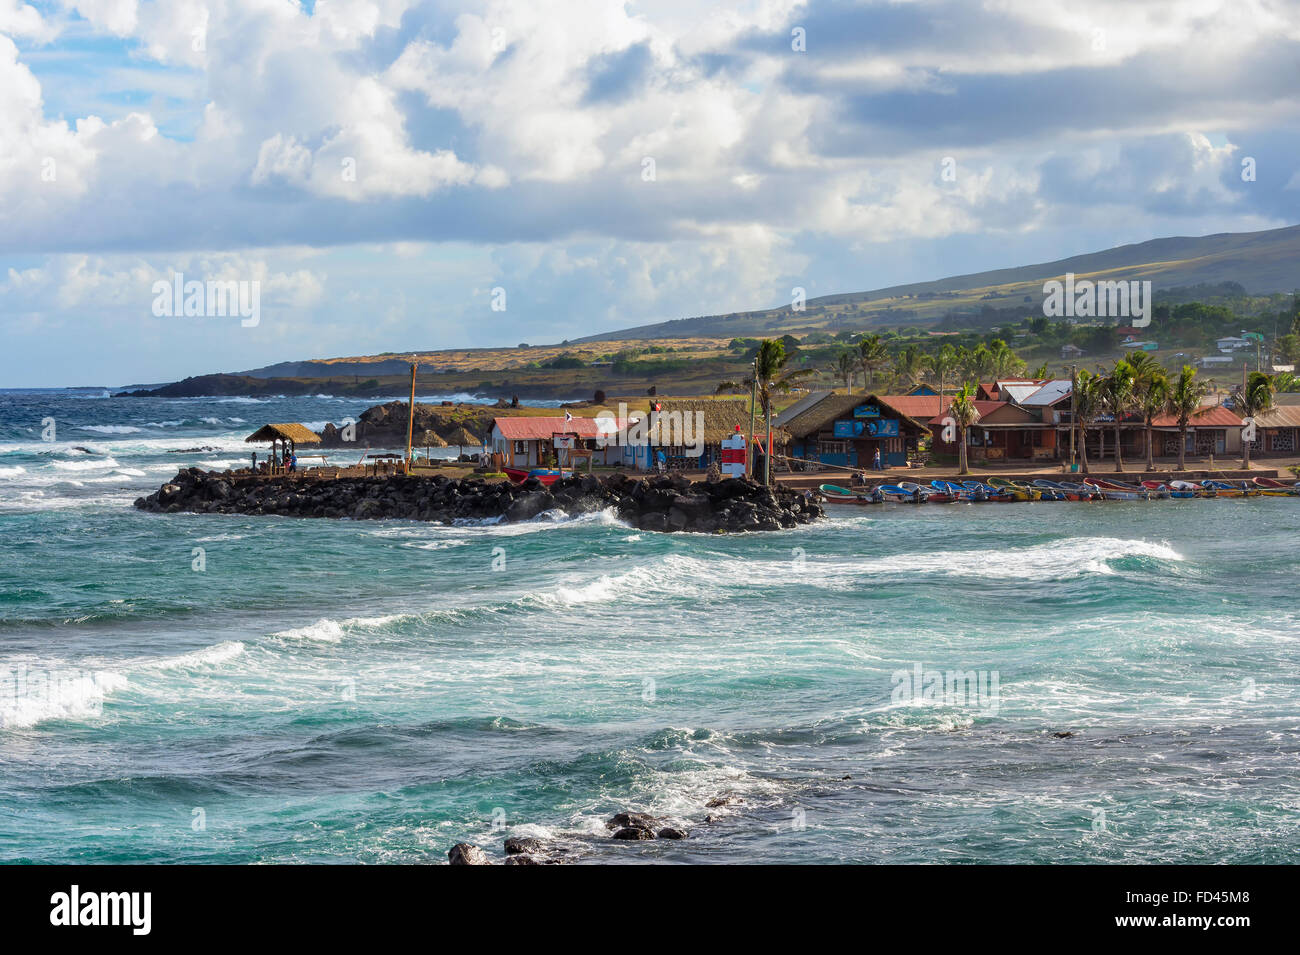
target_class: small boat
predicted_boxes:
[1201,480,1247,498]
[1084,477,1148,501]
[1058,481,1101,502]
[1141,480,1183,499]
[880,483,927,503]
[900,481,952,503]
[988,478,1038,501]
[1170,479,1212,498]
[819,483,874,504]
[1031,479,1072,501]
[1253,477,1300,496]
[504,466,563,486]
[930,479,973,501]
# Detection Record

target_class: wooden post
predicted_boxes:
[405,362,418,474]
[748,356,758,479]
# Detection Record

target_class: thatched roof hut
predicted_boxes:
[244,423,322,445]
[443,426,482,448]
[653,398,790,446]
[420,430,449,447]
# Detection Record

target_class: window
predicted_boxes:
[819,440,847,455]
[514,441,528,455]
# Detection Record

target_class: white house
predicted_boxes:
[1216,336,1251,352]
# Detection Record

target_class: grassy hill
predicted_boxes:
[569,223,1300,343]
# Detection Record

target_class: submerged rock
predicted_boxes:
[448,843,492,865]
[134,469,822,534]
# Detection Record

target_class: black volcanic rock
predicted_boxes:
[134,470,822,534]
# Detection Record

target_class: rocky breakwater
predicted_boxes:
[134,469,823,533]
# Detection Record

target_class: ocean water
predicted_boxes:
[1,390,1298,864]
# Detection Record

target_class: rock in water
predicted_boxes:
[605,811,659,832]
[657,827,689,840]
[134,470,822,534]
[448,843,492,865]
[504,836,546,856]
[612,827,656,840]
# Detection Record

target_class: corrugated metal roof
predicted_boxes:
[1149,405,1244,428]
[925,400,1015,425]
[493,416,623,440]
[773,391,833,428]
[1001,384,1044,403]
[1255,405,1300,428]
[1018,380,1073,406]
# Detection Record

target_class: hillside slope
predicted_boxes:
[570,223,1300,342]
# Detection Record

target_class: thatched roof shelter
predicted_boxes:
[653,398,790,445]
[420,430,449,447]
[244,423,322,445]
[443,426,482,448]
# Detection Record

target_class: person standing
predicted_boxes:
[873,447,882,470]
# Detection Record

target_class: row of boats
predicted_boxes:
[818,476,1300,504]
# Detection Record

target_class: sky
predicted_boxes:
[2,0,1300,386]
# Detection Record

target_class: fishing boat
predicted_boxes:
[930,479,973,501]
[900,481,952,503]
[1170,479,1212,498]
[503,466,564,486]
[1083,477,1148,501]
[1020,480,1064,500]
[1141,480,1185,499]
[1201,480,1247,498]
[880,483,927,503]
[1057,481,1101,502]
[819,483,875,504]
[1032,479,1076,501]
[988,477,1033,501]
[962,480,1015,502]
[1253,477,1300,495]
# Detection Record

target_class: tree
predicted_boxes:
[1127,353,1169,471]
[718,339,815,484]
[857,334,889,391]
[1166,365,1209,471]
[893,344,926,390]
[1072,370,1105,475]
[1102,359,1137,472]
[949,382,981,476]
[1235,371,1275,469]
[831,350,856,393]
[926,344,958,420]
[1272,370,1300,394]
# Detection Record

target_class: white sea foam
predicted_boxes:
[0,668,129,730]
[51,456,119,471]
[80,425,141,434]
[135,641,247,671]
[0,465,26,478]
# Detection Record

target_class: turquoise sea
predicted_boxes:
[1,389,1297,864]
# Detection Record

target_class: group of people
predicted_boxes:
[249,452,298,474]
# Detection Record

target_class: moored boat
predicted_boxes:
[504,466,564,486]
[1253,477,1300,495]
[819,483,875,504]
[1084,477,1148,501]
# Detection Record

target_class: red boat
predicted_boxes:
[503,467,563,486]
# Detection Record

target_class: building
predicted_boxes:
[620,398,781,471]
[1216,336,1252,352]
[927,400,1055,462]
[777,392,927,469]
[489,415,623,471]
[1061,343,1085,359]
[1196,355,1234,369]
[1251,404,1300,456]
[1148,405,1244,457]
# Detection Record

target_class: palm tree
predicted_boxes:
[926,344,958,420]
[857,334,889,392]
[948,382,981,475]
[1102,359,1136,472]
[1127,355,1170,471]
[988,339,1026,380]
[1072,370,1105,475]
[1271,370,1299,394]
[1235,371,1275,469]
[894,345,926,390]
[1166,364,1210,471]
[718,338,814,484]
[831,351,856,394]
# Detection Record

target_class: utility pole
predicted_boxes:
[748,356,758,481]
[1069,364,1077,470]
[404,362,418,474]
